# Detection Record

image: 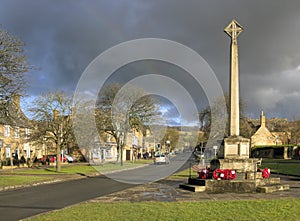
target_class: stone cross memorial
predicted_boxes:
[180,20,289,193]
[223,19,250,159]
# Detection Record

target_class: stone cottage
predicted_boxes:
[250,111,290,148]
[0,95,36,167]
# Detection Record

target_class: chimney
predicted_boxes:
[12,94,21,109]
[260,111,266,128]
[53,109,60,120]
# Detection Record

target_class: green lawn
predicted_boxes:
[93,161,149,174]
[11,165,99,175]
[26,199,300,221]
[11,161,151,175]
[5,159,300,220]
[261,159,300,176]
[169,168,192,179]
[0,162,152,188]
[0,165,99,188]
[0,175,54,188]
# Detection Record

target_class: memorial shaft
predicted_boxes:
[230,33,239,136]
[224,19,243,137]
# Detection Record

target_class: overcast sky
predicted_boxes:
[1,0,300,121]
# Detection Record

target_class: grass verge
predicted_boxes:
[26,199,300,221]
[11,165,99,175]
[169,168,192,179]
[11,161,151,175]
[0,162,151,188]
[0,175,54,188]
[93,161,149,174]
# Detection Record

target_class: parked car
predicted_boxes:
[154,154,169,165]
[48,155,67,163]
[64,154,74,163]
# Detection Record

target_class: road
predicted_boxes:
[106,151,193,184]
[0,152,193,221]
[0,176,133,221]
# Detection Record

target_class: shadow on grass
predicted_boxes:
[43,168,65,174]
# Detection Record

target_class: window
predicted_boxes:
[107,134,111,142]
[25,128,30,139]
[4,125,10,137]
[24,143,30,158]
[5,146,11,158]
[14,127,20,138]
[106,149,112,158]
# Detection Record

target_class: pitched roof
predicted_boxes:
[0,99,31,128]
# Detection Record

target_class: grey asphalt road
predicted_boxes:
[107,152,193,184]
[0,176,133,221]
[0,152,193,221]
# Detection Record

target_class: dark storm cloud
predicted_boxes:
[0,0,137,93]
[0,0,299,119]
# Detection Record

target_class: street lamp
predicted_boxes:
[120,132,124,166]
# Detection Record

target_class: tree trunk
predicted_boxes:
[56,142,61,172]
[116,145,120,162]
[120,144,123,166]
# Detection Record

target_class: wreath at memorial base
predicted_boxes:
[258,167,271,179]
[197,169,210,179]
[213,168,236,180]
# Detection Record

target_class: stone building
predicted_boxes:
[250,111,290,148]
[0,95,36,167]
[88,128,146,163]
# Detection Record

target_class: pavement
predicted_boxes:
[90,174,300,203]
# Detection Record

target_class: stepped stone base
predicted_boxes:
[257,184,290,193]
[179,184,206,192]
[179,177,289,193]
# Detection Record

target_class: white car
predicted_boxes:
[154,154,169,165]
[64,154,74,163]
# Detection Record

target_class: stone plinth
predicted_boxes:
[219,158,261,180]
[224,136,250,159]
[219,158,260,173]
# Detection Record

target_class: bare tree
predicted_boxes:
[27,91,74,172]
[0,27,32,109]
[199,94,249,142]
[72,97,97,163]
[95,83,159,165]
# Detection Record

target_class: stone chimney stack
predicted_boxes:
[260,111,266,128]
[53,109,60,120]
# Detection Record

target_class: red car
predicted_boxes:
[39,155,68,164]
[48,155,67,163]
[41,155,66,163]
